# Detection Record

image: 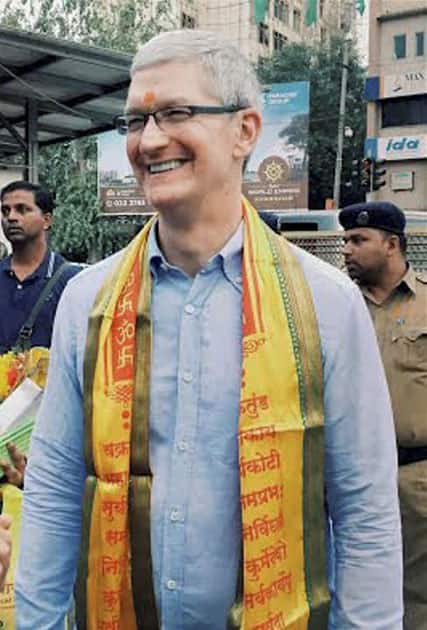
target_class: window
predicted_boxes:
[394,34,406,59]
[273,30,288,51]
[181,12,196,29]
[274,0,289,23]
[382,95,427,127]
[293,9,301,33]
[319,0,325,18]
[258,22,270,46]
[416,32,425,56]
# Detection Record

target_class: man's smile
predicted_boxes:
[147,159,189,175]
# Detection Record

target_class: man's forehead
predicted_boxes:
[344,227,380,238]
[2,189,36,204]
[127,61,211,105]
[125,91,191,111]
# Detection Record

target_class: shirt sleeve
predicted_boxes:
[15,285,86,630]
[324,286,403,629]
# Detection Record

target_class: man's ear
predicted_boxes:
[43,213,53,231]
[233,108,262,161]
[385,233,400,255]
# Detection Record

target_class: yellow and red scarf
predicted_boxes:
[77,198,329,629]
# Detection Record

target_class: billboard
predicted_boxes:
[243,81,310,211]
[98,131,150,215]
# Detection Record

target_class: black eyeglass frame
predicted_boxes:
[113,104,247,135]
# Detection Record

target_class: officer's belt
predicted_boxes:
[398,445,427,467]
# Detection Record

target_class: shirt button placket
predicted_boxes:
[163,285,204,623]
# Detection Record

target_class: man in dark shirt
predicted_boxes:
[0,180,81,483]
[0,180,80,353]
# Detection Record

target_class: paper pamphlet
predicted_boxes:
[0,377,42,437]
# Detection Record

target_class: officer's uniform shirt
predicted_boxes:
[361,266,427,446]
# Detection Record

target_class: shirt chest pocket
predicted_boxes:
[393,327,427,369]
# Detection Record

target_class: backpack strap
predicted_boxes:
[15,258,71,352]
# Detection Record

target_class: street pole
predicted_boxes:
[25,99,39,183]
[333,33,351,209]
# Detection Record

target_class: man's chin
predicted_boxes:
[346,266,361,282]
[5,233,25,243]
[148,191,190,214]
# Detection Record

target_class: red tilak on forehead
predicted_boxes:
[142,91,156,106]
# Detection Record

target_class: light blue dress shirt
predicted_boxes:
[15,224,403,629]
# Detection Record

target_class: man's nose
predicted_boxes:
[342,241,352,256]
[137,115,169,151]
[5,208,19,222]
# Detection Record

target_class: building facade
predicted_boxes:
[144,1,357,63]
[365,0,427,211]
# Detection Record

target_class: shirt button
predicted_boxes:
[184,304,195,315]
[177,441,188,452]
[170,509,180,522]
[17,284,23,290]
[235,276,242,284]
[182,371,193,383]
[166,579,177,591]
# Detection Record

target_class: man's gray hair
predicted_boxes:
[131,30,262,110]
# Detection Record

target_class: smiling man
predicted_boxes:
[16,31,402,629]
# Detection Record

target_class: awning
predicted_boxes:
[0,26,133,180]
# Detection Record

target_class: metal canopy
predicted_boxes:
[0,26,133,181]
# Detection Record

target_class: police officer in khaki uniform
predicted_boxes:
[339,201,427,629]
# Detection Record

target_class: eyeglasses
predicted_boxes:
[114,104,246,136]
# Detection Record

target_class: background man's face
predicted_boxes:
[125,61,242,212]
[342,227,390,284]
[1,189,51,245]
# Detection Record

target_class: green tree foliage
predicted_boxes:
[1,0,174,261]
[258,36,367,209]
[1,0,174,51]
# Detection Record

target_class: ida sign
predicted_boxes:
[378,135,427,161]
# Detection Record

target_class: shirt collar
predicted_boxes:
[361,263,417,303]
[0,254,12,274]
[0,249,54,279]
[148,220,243,290]
[399,265,417,294]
